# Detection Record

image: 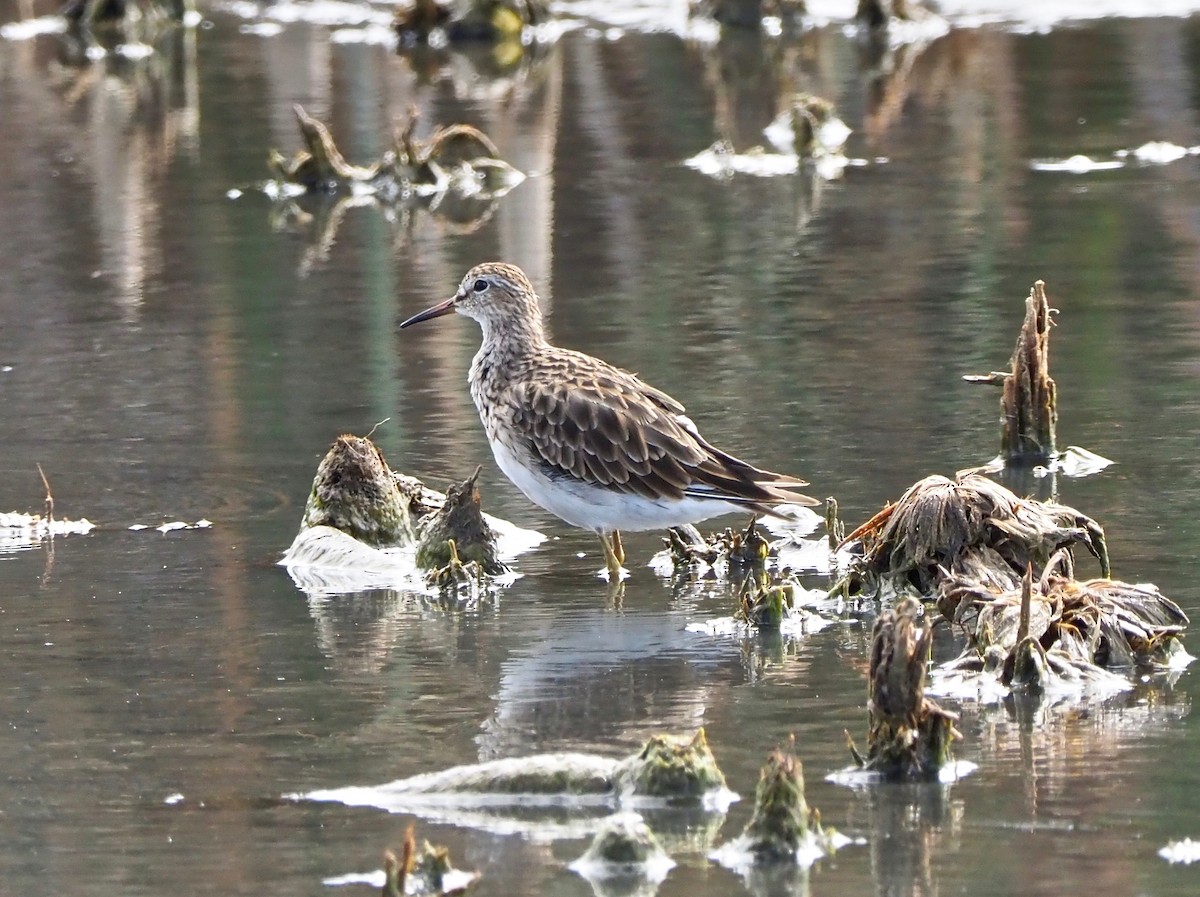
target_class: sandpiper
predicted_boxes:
[400,262,818,575]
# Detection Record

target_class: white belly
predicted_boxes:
[488,438,741,533]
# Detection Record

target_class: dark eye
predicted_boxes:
[473,279,489,293]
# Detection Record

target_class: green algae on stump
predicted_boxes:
[415,467,507,576]
[711,741,844,875]
[572,812,673,869]
[741,745,839,861]
[324,730,727,802]
[302,435,414,548]
[737,570,801,629]
[612,730,728,801]
[423,539,493,594]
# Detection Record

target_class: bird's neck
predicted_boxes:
[477,313,548,365]
[470,313,548,405]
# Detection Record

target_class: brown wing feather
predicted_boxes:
[509,377,700,499]
[504,351,816,508]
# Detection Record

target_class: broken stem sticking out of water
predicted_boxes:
[965,280,1058,466]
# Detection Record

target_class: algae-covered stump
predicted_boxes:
[612,730,728,801]
[302,434,414,547]
[741,744,836,860]
[359,729,727,803]
[737,570,802,629]
[415,467,507,577]
[856,598,959,780]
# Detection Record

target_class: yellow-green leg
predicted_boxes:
[599,530,625,575]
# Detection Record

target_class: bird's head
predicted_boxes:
[400,262,542,336]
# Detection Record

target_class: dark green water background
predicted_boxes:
[3,3,1200,895]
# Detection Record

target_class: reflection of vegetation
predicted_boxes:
[56,0,196,85]
[393,0,555,88]
[12,0,200,310]
[394,0,550,43]
[266,105,524,271]
[853,782,962,897]
[44,0,197,127]
[62,0,190,29]
[573,812,671,868]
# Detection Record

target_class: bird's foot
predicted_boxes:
[597,563,630,582]
[598,532,628,580]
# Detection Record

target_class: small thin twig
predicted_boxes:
[365,417,391,439]
[36,462,54,523]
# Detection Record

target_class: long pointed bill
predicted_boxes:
[399,294,459,329]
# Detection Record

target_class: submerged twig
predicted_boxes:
[382,826,416,897]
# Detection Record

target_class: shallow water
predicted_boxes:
[3,2,1200,895]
